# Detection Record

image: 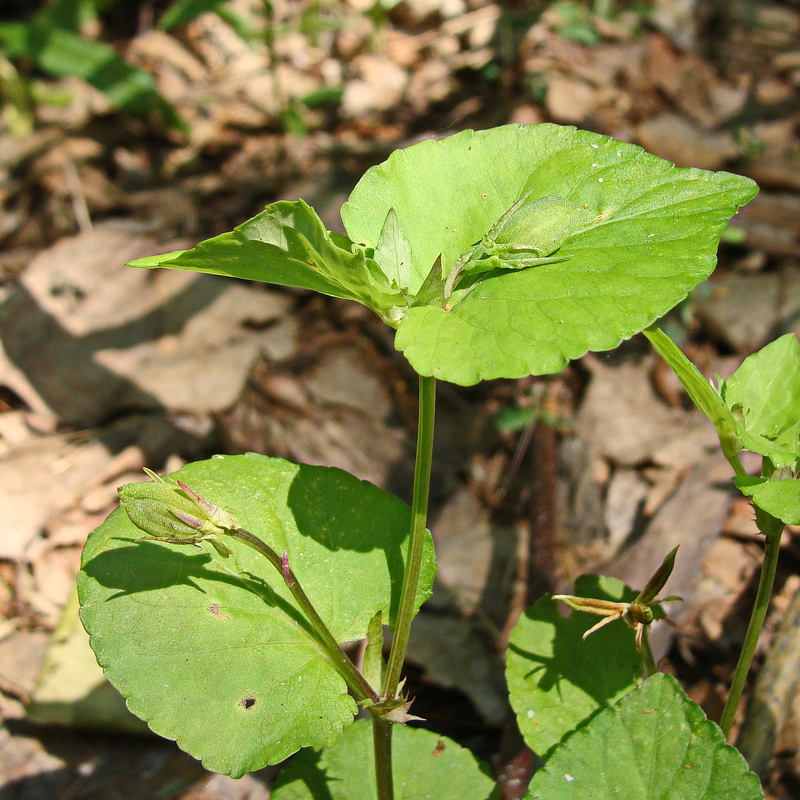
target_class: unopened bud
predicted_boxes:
[119,469,239,556]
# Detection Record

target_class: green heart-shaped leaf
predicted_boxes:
[272,720,499,800]
[527,673,763,799]
[507,575,642,758]
[721,333,800,469]
[342,124,757,384]
[78,454,435,777]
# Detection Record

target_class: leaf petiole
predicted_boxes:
[228,527,381,705]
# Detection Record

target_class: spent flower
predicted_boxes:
[553,547,682,675]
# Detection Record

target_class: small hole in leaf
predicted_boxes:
[239,696,257,710]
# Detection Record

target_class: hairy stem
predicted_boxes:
[719,511,784,737]
[383,376,437,700]
[229,528,379,705]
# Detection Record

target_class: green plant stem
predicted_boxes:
[641,630,657,677]
[369,376,436,800]
[719,511,784,737]
[373,716,394,800]
[642,327,747,479]
[229,528,380,705]
[383,375,437,701]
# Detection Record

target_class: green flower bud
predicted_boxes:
[119,469,239,557]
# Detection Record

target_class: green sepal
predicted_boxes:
[119,469,239,551]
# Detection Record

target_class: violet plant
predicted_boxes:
[78,124,785,799]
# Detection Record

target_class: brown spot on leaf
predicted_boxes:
[239,696,257,710]
[208,603,229,620]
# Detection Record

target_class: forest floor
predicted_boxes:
[1,1,800,798]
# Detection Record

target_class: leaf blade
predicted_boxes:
[78,454,435,776]
[507,576,642,758]
[272,720,499,800]
[128,200,405,320]
[342,124,757,384]
[721,334,800,469]
[527,674,763,799]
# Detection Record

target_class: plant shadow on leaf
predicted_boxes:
[273,746,335,800]
[80,539,312,629]
[507,616,633,704]
[81,456,430,658]
[511,577,639,699]
[286,464,409,624]
[272,720,500,800]
[507,575,642,757]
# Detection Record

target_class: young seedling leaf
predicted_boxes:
[720,333,800,469]
[127,200,406,324]
[271,719,499,800]
[507,575,642,758]
[527,673,763,799]
[78,454,435,777]
[342,124,757,385]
